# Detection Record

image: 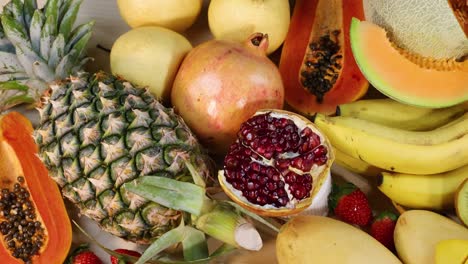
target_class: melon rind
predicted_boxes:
[350,18,468,108]
[363,0,468,59]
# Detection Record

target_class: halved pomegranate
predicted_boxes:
[218,109,334,217]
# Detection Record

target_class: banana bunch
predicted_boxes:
[315,99,468,210]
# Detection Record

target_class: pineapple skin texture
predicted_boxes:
[34,72,214,244]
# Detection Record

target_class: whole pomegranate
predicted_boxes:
[171,33,284,154]
[218,110,335,217]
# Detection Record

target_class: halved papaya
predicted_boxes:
[0,112,72,264]
[279,0,369,116]
[350,18,468,108]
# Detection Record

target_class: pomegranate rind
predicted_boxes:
[299,169,332,216]
[219,109,335,217]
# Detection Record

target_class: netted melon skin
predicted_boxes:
[363,0,468,59]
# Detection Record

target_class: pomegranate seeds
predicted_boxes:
[219,110,334,217]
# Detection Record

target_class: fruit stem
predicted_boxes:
[96,44,111,53]
[245,32,269,56]
[391,200,407,215]
[199,196,216,215]
[195,203,263,251]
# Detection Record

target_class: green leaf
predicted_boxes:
[15,41,46,77]
[54,49,75,79]
[124,176,206,216]
[138,176,205,194]
[182,227,208,261]
[40,13,57,60]
[210,243,237,257]
[58,0,73,22]
[0,73,28,82]
[154,243,236,264]
[70,56,92,74]
[64,20,94,53]
[48,34,64,69]
[0,80,29,91]
[0,38,16,54]
[44,0,59,34]
[72,220,237,264]
[0,50,24,71]
[2,2,14,17]
[135,224,187,264]
[223,201,280,233]
[1,14,28,47]
[185,161,206,188]
[10,0,24,28]
[69,30,92,61]
[58,0,82,41]
[23,0,38,28]
[2,94,34,109]
[29,10,44,54]
[32,59,55,82]
[329,182,357,212]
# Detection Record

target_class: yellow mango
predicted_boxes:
[276,215,401,264]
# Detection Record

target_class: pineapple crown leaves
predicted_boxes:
[0,80,33,112]
[0,0,94,111]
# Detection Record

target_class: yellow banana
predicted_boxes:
[315,114,468,175]
[462,101,468,110]
[337,99,465,131]
[327,113,468,145]
[333,147,383,177]
[377,165,468,210]
[435,112,468,129]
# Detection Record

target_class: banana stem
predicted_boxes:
[391,200,407,215]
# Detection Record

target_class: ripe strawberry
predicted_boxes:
[72,251,103,264]
[371,211,398,251]
[110,249,142,264]
[328,182,372,226]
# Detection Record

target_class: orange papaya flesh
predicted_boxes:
[279,0,369,116]
[0,112,72,264]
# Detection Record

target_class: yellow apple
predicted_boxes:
[116,0,203,32]
[208,0,290,54]
[110,26,192,102]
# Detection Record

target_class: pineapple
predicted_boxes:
[0,0,261,250]
[34,72,215,243]
[0,0,93,111]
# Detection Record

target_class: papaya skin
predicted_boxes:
[0,112,72,264]
[279,0,369,116]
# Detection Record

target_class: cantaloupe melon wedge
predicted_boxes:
[363,0,468,59]
[350,18,468,108]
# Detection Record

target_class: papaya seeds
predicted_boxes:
[0,176,46,263]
